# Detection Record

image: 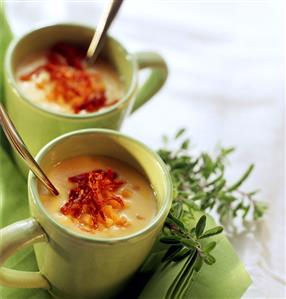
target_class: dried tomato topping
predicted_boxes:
[20,42,118,113]
[60,169,128,230]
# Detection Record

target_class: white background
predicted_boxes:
[5,0,285,298]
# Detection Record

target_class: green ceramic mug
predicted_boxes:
[4,23,168,175]
[0,129,172,299]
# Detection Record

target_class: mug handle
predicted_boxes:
[131,51,168,113]
[0,218,49,288]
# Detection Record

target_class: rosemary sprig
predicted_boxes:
[159,210,223,298]
[158,128,267,223]
[161,213,222,268]
[157,128,267,289]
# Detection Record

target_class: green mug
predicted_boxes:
[0,129,172,299]
[4,23,168,175]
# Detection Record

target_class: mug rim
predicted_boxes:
[28,128,173,244]
[5,22,138,120]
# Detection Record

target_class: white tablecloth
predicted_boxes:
[5,1,285,298]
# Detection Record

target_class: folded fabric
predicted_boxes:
[138,214,252,299]
[0,5,12,97]
[0,5,13,153]
[0,147,52,299]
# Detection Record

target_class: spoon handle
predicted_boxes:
[0,104,59,196]
[87,0,124,64]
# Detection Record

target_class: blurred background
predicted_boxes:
[5,0,285,298]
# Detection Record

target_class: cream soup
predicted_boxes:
[38,156,157,238]
[16,43,124,114]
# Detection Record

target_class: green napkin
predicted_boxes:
[0,149,51,299]
[0,148,52,299]
[137,214,252,299]
[0,3,12,95]
[0,3,13,153]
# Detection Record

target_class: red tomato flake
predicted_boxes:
[20,42,119,113]
[60,168,129,230]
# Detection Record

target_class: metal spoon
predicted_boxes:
[86,0,124,64]
[0,103,59,196]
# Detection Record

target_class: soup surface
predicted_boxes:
[16,42,124,114]
[38,155,157,238]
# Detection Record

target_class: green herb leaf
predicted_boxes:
[160,236,181,244]
[181,238,198,248]
[220,147,235,156]
[195,215,206,238]
[200,226,224,239]
[158,131,266,224]
[173,248,194,262]
[254,202,268,220]
[167,213,185,230]
[175,128,186,139]
[204,254,216,265]
[181,139,190,150]
[162,245,183,262]
[194,255,203,272]
[203,241,217,253]
[227,164,254,192]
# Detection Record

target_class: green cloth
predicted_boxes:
[0,2,12,97]
[137,214,252,299]
[0,148,52,299]
[0,2,13,153]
